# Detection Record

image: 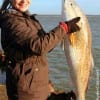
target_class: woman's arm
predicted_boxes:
[1,13,66,56]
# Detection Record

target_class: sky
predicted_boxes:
[0,0,100,15]
[30,0,100,15]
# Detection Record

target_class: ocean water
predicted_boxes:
[0,15,100,100]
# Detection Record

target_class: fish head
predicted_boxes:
[64,0,82,20]
[63,0,89,47]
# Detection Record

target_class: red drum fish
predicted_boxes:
[61,0,94,100]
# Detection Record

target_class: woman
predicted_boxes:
[0,0,80,100]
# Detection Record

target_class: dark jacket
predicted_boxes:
[0,9,66,100]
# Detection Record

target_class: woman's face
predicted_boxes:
[10,0,31,12]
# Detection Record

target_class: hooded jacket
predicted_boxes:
[0,9,66,100]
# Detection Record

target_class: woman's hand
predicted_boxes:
[60,17,80,33]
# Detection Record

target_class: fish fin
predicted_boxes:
[68,33,76,46]
[91,55,94,68]
[90,55,94,78]
[60,39,64,51]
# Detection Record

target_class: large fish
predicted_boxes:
[61,0,94,100]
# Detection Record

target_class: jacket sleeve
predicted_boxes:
[1,14,66,55]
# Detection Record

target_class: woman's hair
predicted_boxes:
[0,0,11,12]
